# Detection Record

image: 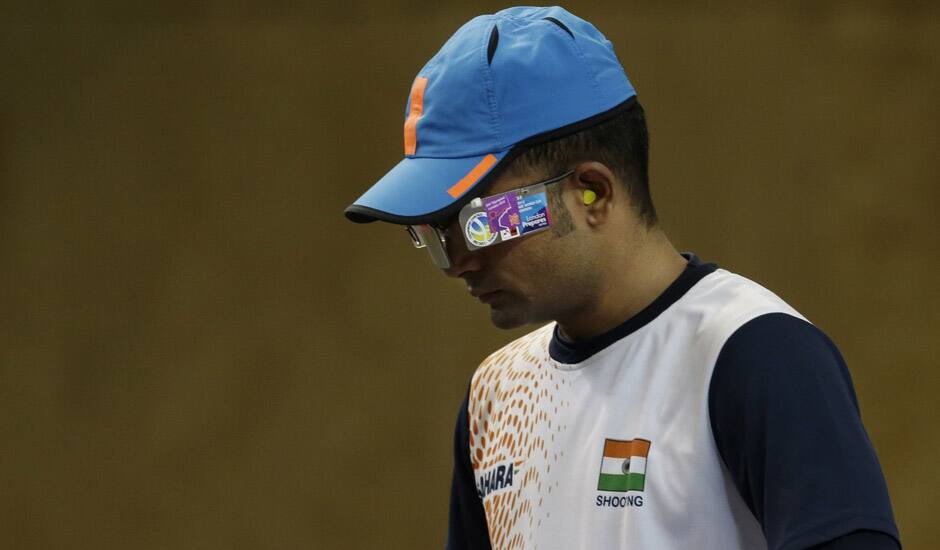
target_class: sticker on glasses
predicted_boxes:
[484,193,522,241]
[517,191,550,233]
[464,211,497,247]
[458,183,555,251]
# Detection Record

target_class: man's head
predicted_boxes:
[438,104,656,329]
[345,6,656,328]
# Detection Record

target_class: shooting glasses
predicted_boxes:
[406,170,574,269]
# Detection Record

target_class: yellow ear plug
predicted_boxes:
[583,189,597,205]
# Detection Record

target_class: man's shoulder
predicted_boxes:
[470,323,554,388]
[686,267,808,339]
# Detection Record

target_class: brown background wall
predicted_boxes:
[1,2,937,548]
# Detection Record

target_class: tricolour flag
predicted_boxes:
[597,438,651,492]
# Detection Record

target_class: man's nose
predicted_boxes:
[442,224,482,279]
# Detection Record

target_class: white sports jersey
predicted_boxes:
[465,266,796,549]
[447,255,898,550]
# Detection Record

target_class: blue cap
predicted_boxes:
[345,6,636,224]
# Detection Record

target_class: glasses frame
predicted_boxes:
[405,169,574,269]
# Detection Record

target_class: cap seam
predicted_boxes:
[405,144,513,160]
[480,17,502,150]
[542,18,601,96]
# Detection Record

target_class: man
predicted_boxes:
[345,7,899,550]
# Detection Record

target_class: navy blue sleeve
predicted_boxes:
[709,313,900,550]
[445,387,492,550]
[810,530,900,549]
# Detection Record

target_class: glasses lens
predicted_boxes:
[406,225,452,269]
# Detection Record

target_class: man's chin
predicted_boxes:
[488,305,530,330]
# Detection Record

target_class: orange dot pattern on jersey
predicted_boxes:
[468,324,571,550]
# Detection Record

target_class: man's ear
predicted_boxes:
[572,161,616,228]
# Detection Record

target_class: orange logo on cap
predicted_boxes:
[403,77,428,155]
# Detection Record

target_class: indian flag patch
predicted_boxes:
[597,438,651,492]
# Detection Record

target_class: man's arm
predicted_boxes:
[811,530,899,549]
[709,313,900,550]
[445,388,492,550]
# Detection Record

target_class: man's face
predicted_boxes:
[440,168,601,329]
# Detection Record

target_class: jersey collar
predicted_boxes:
[548,252,718,365]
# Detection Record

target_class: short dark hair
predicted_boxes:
[509,101,656,227]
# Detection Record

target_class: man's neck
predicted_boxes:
[556,228,687,342]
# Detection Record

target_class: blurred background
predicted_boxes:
[1,1,937,548]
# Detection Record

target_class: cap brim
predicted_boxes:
[344,150,509,225]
